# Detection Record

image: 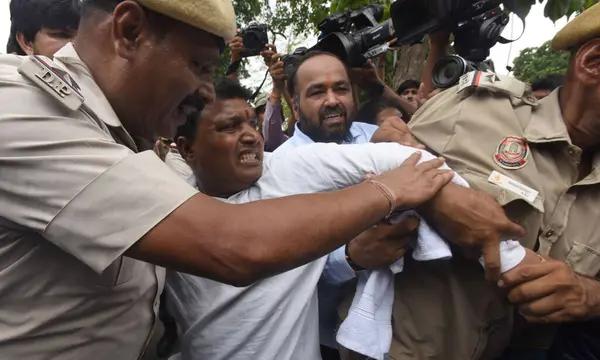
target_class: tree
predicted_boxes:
[273,0,598,90]
[511,41,570,83]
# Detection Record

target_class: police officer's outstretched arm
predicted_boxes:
[0,0,449,288]
[127,153,453,286]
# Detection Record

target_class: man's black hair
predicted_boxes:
[531,74,565,92]
[6,27,19,54]
[396,79,420,95]
[9,0,81,55]
[80,0,119,14]
[176,77,251,141]
[286,50,352,99]
[356,97,404,125]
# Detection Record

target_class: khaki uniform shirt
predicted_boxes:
[379,80,599,360]
[0,44,198,360]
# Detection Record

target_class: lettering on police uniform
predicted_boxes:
[18,56,84,111]
[35,68,71,98]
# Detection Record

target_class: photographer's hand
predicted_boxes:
[260,45,277,67]
[268,54,286,96]
[349,59,383,90]
[420,29,450,96]
[229,35,245,62]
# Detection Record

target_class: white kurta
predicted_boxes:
[165,143,456,360]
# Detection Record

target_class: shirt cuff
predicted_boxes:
[322,246,356,284]
[45,151,198,273]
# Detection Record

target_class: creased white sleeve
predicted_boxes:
[261,142,456,285]
[262,142,449,196]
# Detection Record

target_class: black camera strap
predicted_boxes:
[497,9,526,44]
[226,60,242,76]
[249,69,270,101]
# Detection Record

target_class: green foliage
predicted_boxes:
[273,0,393,36]
[504,0,598,22]
[220,0,599,84]
[512,41,569,83]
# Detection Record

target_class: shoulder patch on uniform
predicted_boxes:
[18,55,84,111]
[458,71,527,100]
[493,136,530,170]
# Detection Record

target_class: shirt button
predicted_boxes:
[545,230,555,238]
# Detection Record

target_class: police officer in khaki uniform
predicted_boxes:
[0,0,526,359]
[376,4,600,360]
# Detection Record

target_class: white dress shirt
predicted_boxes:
[166,142,452,360]
[273,121,379,347]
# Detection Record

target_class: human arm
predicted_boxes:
[262,99,287,151]
[349,61,417,120]
[260,50,288,150]
[226,35,244,81]
[417,30,450,106]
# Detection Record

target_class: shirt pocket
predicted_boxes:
[460,170,544,249]
[565,242,600,277]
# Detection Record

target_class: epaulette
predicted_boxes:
[17,55,84,111]
[456,71,537,106]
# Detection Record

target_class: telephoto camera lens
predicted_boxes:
[432,55,469,89]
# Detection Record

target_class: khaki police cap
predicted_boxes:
[136,0,237,41]
[553,2,600,50]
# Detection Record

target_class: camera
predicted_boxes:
[391,0,511,88]
[282,47,309,79]
[239,22,269,57]
[432,55,495,89]
[311,5,396,67]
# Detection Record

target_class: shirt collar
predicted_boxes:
[523,89,571,145]
[292,122,361,145]
[523,89,600,185]
[53,43,128,130]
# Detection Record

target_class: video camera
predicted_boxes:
[239,22,269,57]
[281,4,395,72]
[312,5,396,67]
[391,0,511,89]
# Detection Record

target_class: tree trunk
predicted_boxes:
[391,44,427,91]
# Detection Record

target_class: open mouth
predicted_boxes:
[323,113,345,124]
[239,150,261,164]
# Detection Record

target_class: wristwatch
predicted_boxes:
[345,245,365,272]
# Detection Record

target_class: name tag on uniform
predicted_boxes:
[488,170,538,203]
[18,56,84,111]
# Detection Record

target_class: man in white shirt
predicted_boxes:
[274,50,422,350]
[165,77,524,360]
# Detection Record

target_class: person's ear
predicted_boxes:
[176,136,195,163]
[574,39,600,86]
[15,33,34,55]
[111,1,150,60]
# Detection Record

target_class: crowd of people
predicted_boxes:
[1,1,599,360]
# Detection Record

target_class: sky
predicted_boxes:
[0,0,569,88]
